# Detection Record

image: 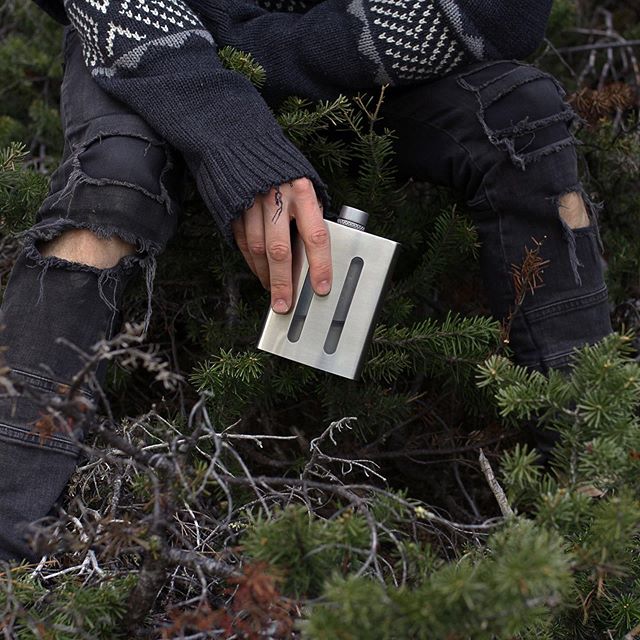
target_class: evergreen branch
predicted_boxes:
[370,313,500,377]
[396,205,480,296]
[277,95,352,145]
[0,140,28,174]
[218,46,266,88]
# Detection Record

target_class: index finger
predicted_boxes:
[291,189,332,296]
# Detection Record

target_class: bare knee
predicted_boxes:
[559,192,591,230]
[39,229,136,269]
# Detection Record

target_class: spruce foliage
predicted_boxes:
[2,1,640,638]
[0,142,49,233]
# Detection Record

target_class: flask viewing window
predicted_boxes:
[323,257,364,354]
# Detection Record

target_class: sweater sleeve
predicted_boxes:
[61,0,328,242]
[186,0,552,104]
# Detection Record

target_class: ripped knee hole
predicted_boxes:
[558,192,591,230]
[39,229,136,269]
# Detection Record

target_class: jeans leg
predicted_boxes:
[0,26,183,562]
[382,61,612,372]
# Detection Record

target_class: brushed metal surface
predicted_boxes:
[257,219,400,379]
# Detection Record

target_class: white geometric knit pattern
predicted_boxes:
[64,0,207,70]
[66,0,473,83]
[259,0,470,83]
[66,2,105,66]
[437,0,486,59]
[367,0,467,81]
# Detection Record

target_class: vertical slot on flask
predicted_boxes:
[287,269,314,343]
[324,257,364,354]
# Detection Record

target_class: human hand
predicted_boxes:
[232,178,332,313]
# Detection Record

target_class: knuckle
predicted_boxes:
[270,281,290,295]
[307,226,329,247]
[314,264,332,280]
[267,242,291,263]
[248,242,266,256]
[291,177,314,195]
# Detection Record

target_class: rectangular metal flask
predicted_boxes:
[257,206,401,380]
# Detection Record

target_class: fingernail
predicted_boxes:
[273,299,289,313]
[317,280,331,295]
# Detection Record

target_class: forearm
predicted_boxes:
[187,0,552,104]
[62,0,327,240]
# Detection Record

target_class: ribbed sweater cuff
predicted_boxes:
[194,128,329,244]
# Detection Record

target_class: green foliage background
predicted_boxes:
[2,0,640,638]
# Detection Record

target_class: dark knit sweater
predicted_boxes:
[32,0,552,239]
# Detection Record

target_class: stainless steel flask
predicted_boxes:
[257,205,401,380]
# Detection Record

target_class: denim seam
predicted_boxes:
[542,353,573,368]
[0,422,80,456]
[519,351,573,370]
[523,285,609,323]
[8,368,94,399]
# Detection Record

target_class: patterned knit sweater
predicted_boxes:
[33,0,552,239]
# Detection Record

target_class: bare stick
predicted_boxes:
[556,40,640,54]
[166,548,238,579]
[479,449,514,518]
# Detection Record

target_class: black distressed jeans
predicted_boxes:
[0,27,612,561]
